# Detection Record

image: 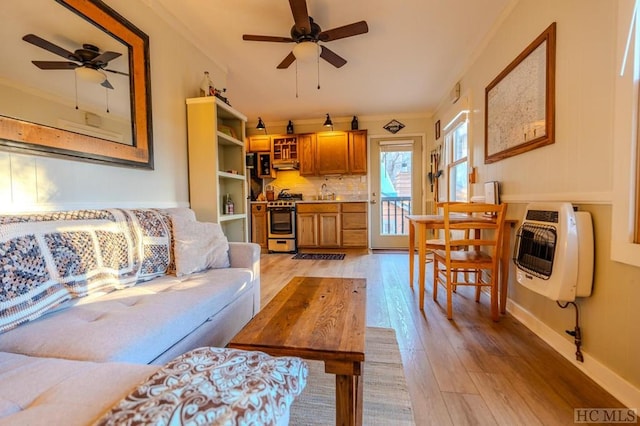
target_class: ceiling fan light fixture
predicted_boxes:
[75,66,107,84]
[292,41,320,62]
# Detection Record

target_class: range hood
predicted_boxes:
[272,159,299,170]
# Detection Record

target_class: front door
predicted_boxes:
[369,135,423,249]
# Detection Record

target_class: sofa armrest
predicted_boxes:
[228,242,261,313]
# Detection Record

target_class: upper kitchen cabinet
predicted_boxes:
[271,135,298,169]
[247,135,271,152]
[186,97,248,242]
[299,130,367,176]
[348,130,367,175]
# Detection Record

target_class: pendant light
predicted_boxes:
[256,117,267,134]
[323,113,333,130]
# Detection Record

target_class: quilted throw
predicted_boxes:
[95,347,308,426]
[0,209,171,333]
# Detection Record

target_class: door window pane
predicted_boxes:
[380,146,412,235]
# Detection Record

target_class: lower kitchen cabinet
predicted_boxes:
[341,202,368,247]
[296,203,341,248]
[251,203,268,249]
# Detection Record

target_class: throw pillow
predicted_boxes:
[171,215,230,276]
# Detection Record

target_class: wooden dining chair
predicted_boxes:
[424,202,468,262]
[431,202,507,321]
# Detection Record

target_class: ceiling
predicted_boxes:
[153,0,516,125]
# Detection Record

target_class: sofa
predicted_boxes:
[0,207,307,425]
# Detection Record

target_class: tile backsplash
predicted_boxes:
[267,171,368,200]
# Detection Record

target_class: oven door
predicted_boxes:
[268,207,295,238]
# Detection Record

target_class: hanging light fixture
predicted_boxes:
[75,67,108,84]
[323,113,333,130]
[293,41,321,62]
[256,117,267,134]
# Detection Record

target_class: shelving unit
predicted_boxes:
[186,97,248,242]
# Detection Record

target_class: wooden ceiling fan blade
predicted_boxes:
[32,60,79,70]
[105,68,129,76]
[277,51,296,69]
[243,34,294,43]
[320,46,347,68]
[289,0,311,34]
[92,51,122,65]
[319,21,369,42]
[23,34,78,61]
[101,79,114,90]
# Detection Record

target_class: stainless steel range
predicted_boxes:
[267,191,303,253]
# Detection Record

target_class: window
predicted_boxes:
[444,113,469,202]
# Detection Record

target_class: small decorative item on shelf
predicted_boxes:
[287,120,294,134]
[212,87,231,106]
[351,116,359,130]
[200,71,213,97]
[224,193,235,215]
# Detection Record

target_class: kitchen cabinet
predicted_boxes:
[186,97,247,242]
[299,130,367,176]
[348,130,367,175]
[257,152,275,178]
[341,202,368,247]
[247,135,271,152]
[297,133,316,176]
[296,203,341,248]
[271,135,298,163]
[251,203,268,248]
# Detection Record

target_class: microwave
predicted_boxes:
[245,152,256,169]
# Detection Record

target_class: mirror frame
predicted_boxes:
[0,0,153,169]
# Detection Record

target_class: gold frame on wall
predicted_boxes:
[484,22,556,164]
[0,0,154,169]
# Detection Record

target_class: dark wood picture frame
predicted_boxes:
[0,0,154,169]
[484,22,556,164]
[435,120,441,140]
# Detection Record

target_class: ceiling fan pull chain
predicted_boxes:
[317,53,320,90]
[295,61,299,98]
[74,73,79,110]
[105,87,110,113]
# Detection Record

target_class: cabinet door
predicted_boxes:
[316,132,349,175]
[297,133,317,176]
[251,205,268,248]
[248,135,271,152]
[257,152,275,178]
[297,213,318,247]
[318,213,341,247]
[348,130,367,175]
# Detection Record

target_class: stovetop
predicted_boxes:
[277,192,303,200]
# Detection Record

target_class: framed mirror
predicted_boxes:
[0,0,153,169]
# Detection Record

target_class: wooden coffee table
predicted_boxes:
[228,276,367,426]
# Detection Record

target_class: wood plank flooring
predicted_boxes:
[259,251,624,425]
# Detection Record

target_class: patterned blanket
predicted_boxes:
[0,209,171,333]
[95,347,308,426]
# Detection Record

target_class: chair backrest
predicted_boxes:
[441,202,508,259]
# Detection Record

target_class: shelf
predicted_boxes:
[219,213,247,222]
[218,171,245,180]
[217,131,244,147]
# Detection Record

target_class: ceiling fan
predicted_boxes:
[242,0,368,69]
[22,33,128,89]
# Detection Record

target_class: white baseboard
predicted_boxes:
[507,299,640,409]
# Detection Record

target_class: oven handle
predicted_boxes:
[268,207,296,212]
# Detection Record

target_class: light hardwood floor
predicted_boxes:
[259,251,624,426]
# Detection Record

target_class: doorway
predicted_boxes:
[369,135,423,249]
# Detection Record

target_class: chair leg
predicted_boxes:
[491,277,499,322]
[474,270,481,302]
[446,270,453,320]
[432,258,438,301]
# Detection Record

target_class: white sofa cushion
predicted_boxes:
[0,351,158,426]
[0,267,253,364]
[171,215,230,276]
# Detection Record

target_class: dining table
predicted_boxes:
[406,214,517,313]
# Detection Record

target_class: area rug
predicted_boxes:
[289,327,415,425]
[292,253,346,260]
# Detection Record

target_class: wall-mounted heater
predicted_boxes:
[514,202,594,302]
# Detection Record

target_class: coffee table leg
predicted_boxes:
[328,361,363,426]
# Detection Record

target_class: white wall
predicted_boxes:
[433,0,640,408]
[0,0,225,212]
